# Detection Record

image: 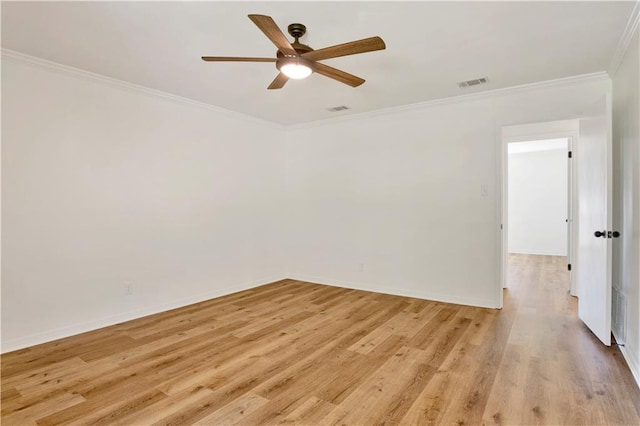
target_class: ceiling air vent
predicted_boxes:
[458,77,489,89]
[327,106,350,112]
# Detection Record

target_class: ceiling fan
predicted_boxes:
[201,14,386,89]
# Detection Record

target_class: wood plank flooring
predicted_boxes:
[2,254,640,425]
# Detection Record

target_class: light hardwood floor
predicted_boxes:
[2,254,640,425]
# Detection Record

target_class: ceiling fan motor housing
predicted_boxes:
[276,23,315,74]
[276,43,313,58]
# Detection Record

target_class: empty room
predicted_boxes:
[2,1,640,425]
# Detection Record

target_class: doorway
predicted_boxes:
[504,138,572,298]
[499,120,580,301]
[498,100,613,347]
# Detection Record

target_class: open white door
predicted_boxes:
[576,114,612,346]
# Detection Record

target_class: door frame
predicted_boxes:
[498,125,580,298]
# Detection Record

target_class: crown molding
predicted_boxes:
[609,0,640,77]
[286,71,610,131]
[1,49,285,131]
[2,48,610,131]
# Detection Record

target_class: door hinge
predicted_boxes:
[568,263,572,271]
[568,151,572,158]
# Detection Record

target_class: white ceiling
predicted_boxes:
[1,1,634,125]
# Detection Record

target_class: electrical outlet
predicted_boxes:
[125,283,134,296]
[480,184,489,197]
[358,263,364,272]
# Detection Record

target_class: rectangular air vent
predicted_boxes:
[613,286,627,342]
[327,106,350,112]
[458,77,489,89]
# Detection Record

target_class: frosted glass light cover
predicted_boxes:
[280,63,312,79]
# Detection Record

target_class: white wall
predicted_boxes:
[285,78,610,309]
[1,56,287,351]
[508,142,568,256]
[0,52,614,352]
[612,22,640,387]
[286,100,499,307]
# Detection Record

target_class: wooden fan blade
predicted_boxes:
[302,36,385,62]
[248,14,297,57]
[201,56,276,62]
[314,63,365,87]
[268,73,289,90]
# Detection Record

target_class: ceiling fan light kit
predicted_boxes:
[201,14,386,89]
[278,57,314,79]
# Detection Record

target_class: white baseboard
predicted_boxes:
[1,273,501,353]
[613,330,640,390]
[620,345,640,389]
[1,274,286,353]
[288,273,500,309]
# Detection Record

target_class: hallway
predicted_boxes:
[482,254,640,424]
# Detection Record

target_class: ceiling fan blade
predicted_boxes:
[302,36,386,62]
[314,63,365,87]
[268,73,289,90]
[248,14,297,57]
[201,56,276,62]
